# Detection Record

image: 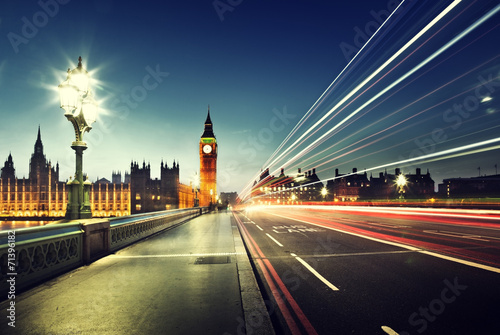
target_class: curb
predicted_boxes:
[231,214,275,335]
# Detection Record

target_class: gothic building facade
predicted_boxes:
[0,127,130,218]
[1,127,67,217]
[2,111,218,218]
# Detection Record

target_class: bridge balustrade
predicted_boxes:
[0,207,207,298]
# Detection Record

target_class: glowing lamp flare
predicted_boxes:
[82,89,98,126]
[396,174,407,187]
[58,79,79,115]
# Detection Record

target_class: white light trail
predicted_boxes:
[265,0,464,171]
[251,137,500,199]
[239,1,409,199]
[266,4,500,179]
[261,1,408,171]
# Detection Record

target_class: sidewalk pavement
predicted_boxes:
[0,211,274,335]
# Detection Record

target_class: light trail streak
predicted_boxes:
[263,208,500,272]
[306,73,500,172]
[260,1,408,171]
[249,136,500,200]
[264,0,464,172]
[239,3,500,203]
[314,122,500,178]
[283,56,500,174]
[238,3,411,201]
[276,5,499,173]
[280,1,479,168]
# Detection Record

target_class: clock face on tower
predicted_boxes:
[203,144,212,154]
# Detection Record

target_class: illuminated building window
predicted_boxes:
[136,193,141,200]
[136,204,141,211]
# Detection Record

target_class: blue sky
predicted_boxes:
[1,0,499,195]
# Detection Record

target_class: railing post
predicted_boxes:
[82,220,110,264]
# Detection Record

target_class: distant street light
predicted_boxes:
[396,173,407,200]
[321,187,327,201]
[58,56,98,220]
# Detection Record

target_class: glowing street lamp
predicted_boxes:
[396,173,407,200]
[58,56,98,219]
[321,187,327,201]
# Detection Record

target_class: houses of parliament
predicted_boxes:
[0,111,218,218]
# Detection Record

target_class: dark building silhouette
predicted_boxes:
[251,167,324,203]
[326,168,370,201]
[251,166,435,203]
[1,153,15,181]
[130,160,195,213]
[357,168,434,200]
[220,192,238,206]
[439,174,500,197]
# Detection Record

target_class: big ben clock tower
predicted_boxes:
[200,107,217,207]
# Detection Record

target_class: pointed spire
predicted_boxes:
[33,125,43,156]
[205,105,212,125]
[201,106,215,138]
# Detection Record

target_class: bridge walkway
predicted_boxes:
[1,211,273,335]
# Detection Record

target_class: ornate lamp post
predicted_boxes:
[58,56,98,220]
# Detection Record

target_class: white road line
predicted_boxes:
[291,253,339,291]
[266,233,284,247]
[419,250,500,274]
[440,230,500,241]
[110,252,246,258]
[368,222,409,229]
[269,212,500,274]
[381,325,399,335]
[256,225,264,231]
[424,230,490,242]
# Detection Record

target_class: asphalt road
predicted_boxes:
[234,205,500,335]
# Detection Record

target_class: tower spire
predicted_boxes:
[202,106,215,138]
[34,125,44,156]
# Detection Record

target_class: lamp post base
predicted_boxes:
[65,144,92,220]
